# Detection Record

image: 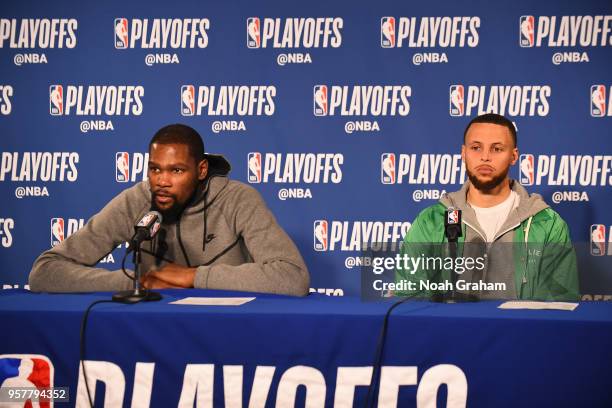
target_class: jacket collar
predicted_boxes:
[180,156,232,215]
[440,179,549,239]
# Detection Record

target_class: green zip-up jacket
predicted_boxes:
[395,180,579,301]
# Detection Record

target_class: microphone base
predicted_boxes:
[112,290,162,304]
[431,291,479,303]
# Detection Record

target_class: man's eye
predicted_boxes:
[149,167,159,173]
[173,168,184,174]
[471,146,480,151]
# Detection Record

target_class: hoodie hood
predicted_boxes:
[440,179,549,225]
[154,155,233,259]
[172,154,232,217]
[205,153,231,177]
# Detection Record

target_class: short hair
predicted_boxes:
[463,113,517,147]
[149,124,205,163]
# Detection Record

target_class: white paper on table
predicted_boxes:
[498,301,578,311]
[169,297,256,306]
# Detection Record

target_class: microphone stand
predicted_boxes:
[447,236,477,303]
[112,242,162,303]
[431,219,478,303]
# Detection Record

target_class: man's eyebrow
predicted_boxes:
[468,140,506,145]
[148,161,190,167]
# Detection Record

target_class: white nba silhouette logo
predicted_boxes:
[449,85,464,116]
[313,220,328,251]
[591,85,606,117]
[51,218,65,247]
[0,354,54,407]
[381,17,395,48]
[381,153,396,184]
[181,85,195,116]
[313,85,328,116]
[116,152,130,182]
[590,224,606,256]
[247,18,260,48]
[520,16,534,47]
[49,85,63,115]
[248,152,262,183]
[519,154,534,186]
[115,18,129,49]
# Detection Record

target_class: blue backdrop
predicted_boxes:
[1,0,611,298]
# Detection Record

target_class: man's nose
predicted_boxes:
[156,172,172,187]
[480,149,491,161]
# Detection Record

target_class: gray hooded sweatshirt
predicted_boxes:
[29,158,310,296]
[441,180,549,298]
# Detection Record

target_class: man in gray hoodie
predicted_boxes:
[29,124,310,296]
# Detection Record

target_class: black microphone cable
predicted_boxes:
[363,291,420,408]
[119,247,160,297]
[79,299,115,408]
[120,249,135,282]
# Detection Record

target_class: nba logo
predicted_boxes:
[520,16,534,47]
[150,219,161,238]
[381,17,395,48]
[519,154,534,186]
[313,85,328,116]
[114,18,129,49]
[247,152,262,183]
[116,152,130,182]
[0,354,54,407]
[181,85,195,116]
[449,85,464,116]
[590,224,606,256]
[137,212,156,227]
[247,17,261,48]
[49,85,63,116]
[50,218,65,247]
[381,153,396,184]
[590,85,606,117]
[447,210,459,225]
[314,220,328,251]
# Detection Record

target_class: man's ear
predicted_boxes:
[461,144,466,162]
[198,159,208,180]
[511,147,519,165]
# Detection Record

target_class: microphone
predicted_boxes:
[113,210,163,304]
[444,207,462,242]
[130,211,162,250]
[432,207,477,303]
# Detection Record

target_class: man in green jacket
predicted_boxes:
[395,113,579,301]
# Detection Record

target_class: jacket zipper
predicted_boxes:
[176,217,192,267]
[461,219,486,242]
[461,219,490,274]
[522,217,534,298]
[463,219,524,295]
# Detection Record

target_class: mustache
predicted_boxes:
[152,189,176,198]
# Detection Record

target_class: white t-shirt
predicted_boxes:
[470,191,519,242]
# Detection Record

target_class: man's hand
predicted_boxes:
[141,263,197,289]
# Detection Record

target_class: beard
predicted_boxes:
[150,193,185,224]
[467,166,510,191]
[150,181,202,224]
